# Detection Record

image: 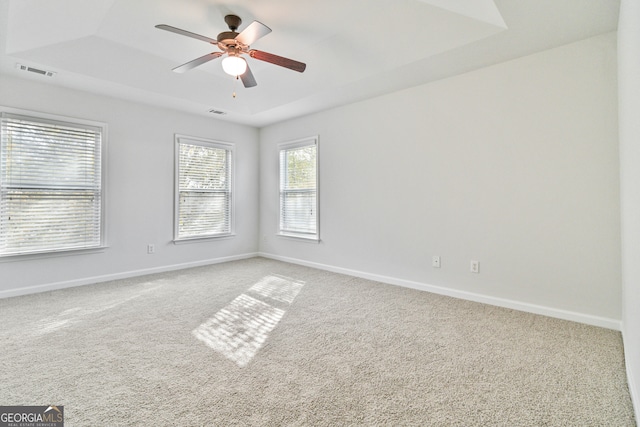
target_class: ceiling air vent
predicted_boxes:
[16,63,56,77]
[208,109,227,115]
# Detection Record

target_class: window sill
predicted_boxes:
[173,234,236,244]
[0,246,108,262]
[277,233,321,243]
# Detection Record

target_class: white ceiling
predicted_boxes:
[0,0,620,127]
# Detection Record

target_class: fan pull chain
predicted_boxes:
[232,75,239,98]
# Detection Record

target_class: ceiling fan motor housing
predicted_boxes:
[217,31,238,41]
[218,15,248,51]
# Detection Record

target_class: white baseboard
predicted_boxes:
[627,362,639,423]
[258,252,621,331]
[0,252,258,299]
[622,327,640,422]
[3,251,622,331]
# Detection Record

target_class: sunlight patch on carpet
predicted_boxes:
[248,274,304,304]
[192,275,305,367]
[32,284,161,336]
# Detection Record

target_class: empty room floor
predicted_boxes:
[0,258,635,426]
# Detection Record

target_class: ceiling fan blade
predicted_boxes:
[240,64,257,88]
[249,50,306,73]
[235,21,272,46]
[155,24,217,45]
[172,52,223,73]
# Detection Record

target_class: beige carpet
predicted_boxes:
[0,257,635,426]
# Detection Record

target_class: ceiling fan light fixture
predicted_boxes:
[156,15,306,88]
[222,56,247,76]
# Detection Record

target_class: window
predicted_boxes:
[0,111,104,257]
[175,135,233,241]
[279,136,318,240]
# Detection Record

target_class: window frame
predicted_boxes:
[0,107,107,259]
[277,136,319,242]
[174,134,235,243]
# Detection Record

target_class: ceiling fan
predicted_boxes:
[156,14,306,88]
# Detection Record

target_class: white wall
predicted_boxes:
[259,33,621,327]
[618,0,640,415]
[0,75,260,296]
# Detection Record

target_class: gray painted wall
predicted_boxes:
[259,33,621,327]
[0,76,260,296]
[618,0,640,415]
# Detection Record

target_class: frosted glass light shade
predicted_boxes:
[222,56,247,76]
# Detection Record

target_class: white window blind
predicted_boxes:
[0,112,104,256]
[279,137,318,239]
[176,136,233,240]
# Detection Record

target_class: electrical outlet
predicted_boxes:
[147,244,155,254]
[470,260,479,273]
[432,256,441,268]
